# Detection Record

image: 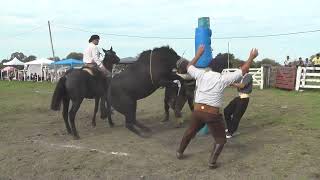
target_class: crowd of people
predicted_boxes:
[284,54,320,67]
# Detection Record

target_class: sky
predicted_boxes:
[0,0,320,64]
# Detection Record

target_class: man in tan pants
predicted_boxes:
[176,45,258,169]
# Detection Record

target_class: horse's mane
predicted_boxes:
[136,46,179,62]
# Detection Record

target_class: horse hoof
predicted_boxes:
[73,136,80,140]
[109,123,114,127]
[145,129,152,133]
[208,163,218,169]
[176,151,184,160]
[92,123,96,127]
[139,132,151,138]
[161,118,169,122]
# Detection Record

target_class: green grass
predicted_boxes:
[0,81,55,118]
[0,80,319,129]
[224,87,320,129]
[1,80,320,179]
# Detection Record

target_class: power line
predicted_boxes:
[214,29,320,39]
[54,24,320,40]
[54,24,193,39]
[3,23,320,41]
[1,25,45,40]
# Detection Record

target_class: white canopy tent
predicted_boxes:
[3,57,25,66]
[2,58,25,80]
[25,58,54,81]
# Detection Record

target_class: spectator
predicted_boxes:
[305,58,313,67]
[298,57,304,67]
[284,56,290,66]
[312,54,320,67]
[33,73,38,82]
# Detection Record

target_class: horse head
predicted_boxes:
[151,46,181,73]
[102,46,120,70]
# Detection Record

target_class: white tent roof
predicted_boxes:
[25,58,54,65]
[3,57,25,66]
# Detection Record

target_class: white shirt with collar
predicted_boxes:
[187,65,242,108]
[83,42,103,66]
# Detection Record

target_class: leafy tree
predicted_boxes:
[254,58,281,67]
[10,52,26,60]
[24,55,37,62]
[66,52,83,60]
[48,57,60,61]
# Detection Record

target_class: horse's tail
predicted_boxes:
[50,76,67,111]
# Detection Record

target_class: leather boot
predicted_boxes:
[208,143,224,169]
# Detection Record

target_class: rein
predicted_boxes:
[149,50,155,86]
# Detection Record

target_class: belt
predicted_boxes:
[194,103,219,114]
[239,93,250,99]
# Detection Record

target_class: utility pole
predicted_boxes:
[48,21,56,82]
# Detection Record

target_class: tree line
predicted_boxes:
[1,51,319,69]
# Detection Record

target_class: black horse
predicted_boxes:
[109,46,181,136]
[50,47,120,139]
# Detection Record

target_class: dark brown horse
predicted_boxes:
[163,78,195,127]
[109,46,181,137]
[50,47,120,139]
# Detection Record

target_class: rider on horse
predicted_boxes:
[83,35,112,77]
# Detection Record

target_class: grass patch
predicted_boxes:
[0,80,319,129]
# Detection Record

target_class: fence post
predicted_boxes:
[295,66,302,91]
[260,66,264,89]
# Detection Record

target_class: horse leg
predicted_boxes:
[92,97,100,127]
[112,93,145,136]
[130,101,151,133]
[174,96,186,128]
[100,96,107,119]
[62,97,71,134]
[162,95,170,122]
[69,98,83,140]
[187,95,194,111]
[106,93,114,127]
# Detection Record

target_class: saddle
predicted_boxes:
[82,64,98,76]
[81,66,107,86]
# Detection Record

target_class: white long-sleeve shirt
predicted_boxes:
[188,65,242,108]
[83,43,103,66]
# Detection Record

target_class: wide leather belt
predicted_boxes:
[194,103,219,114]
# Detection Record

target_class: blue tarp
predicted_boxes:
[52,59,84,67]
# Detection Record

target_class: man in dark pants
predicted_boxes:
[224,69,253,138]
[176,45,258,169]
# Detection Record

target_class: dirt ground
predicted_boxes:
[0,83,320,180]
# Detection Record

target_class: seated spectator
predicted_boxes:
[305,58,313,67]
[312,54,320,67]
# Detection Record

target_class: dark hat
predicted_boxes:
[89,35,100,43]
[209,54,228,73]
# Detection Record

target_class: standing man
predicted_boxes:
[83,35,110,76]
[176,45,258,169]
[298,57,304,67]
[284,56,290,67]
[224,68,253,139]
[305,58,311,67]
